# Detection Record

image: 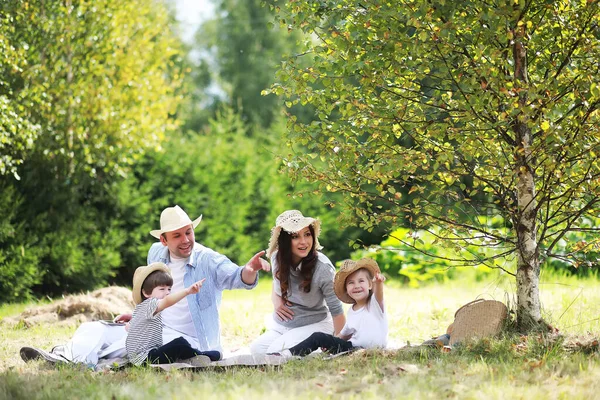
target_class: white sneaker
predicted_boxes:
[275,349,294,359]
[20,347,69,365]
[181,355,212,367]
[267,349,298,362]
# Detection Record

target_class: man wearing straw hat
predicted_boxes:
[135,205,271,353]
[20,205,270,366]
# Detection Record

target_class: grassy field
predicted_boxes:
[1,272,599,399]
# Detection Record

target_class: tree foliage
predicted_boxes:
[115,107,372,281]
[0,0,185,301]
[7,0,183,183]
[189,0,308,131]
[271,0,600,329]
[0,1,41,179]
[0,0,379,303]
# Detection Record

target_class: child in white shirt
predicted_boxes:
[277,258,387,357]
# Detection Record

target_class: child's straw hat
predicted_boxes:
[334,258,380,304]
[131,262,171,305]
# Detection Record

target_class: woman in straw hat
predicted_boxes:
[275,258,387,358]
[249,210,346,354]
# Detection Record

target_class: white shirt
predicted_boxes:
[340,295,388,349]
[160,255,197,339]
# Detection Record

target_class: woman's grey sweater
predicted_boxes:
[271,252,344,329]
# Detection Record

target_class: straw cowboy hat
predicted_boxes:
[150,205,202,239]
[334,258,381,304]
[132,262,171,305]
[266,210,322,259]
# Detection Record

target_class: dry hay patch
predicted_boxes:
[2,286,134,327]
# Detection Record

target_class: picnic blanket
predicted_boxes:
[150,353,289,371]
[20,346,289,371]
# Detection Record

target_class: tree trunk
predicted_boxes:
[515,163,543,329]
[513,23,545,331]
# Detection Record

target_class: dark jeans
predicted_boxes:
[289,332,354,356]
[146,337,221,364]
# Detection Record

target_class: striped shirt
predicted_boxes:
[126,297,163,365]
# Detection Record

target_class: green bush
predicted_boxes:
[112,108,382,284]
[115,108,280,272]
[0,105,384,301]
[0,0,185,302]
[35,208,125,293]
[0,185,42,302]
[352,216,600,287]
[542,215,600,277]
[351,227,469,287]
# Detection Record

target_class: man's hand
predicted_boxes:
[113,313,132,323]
[241,250,270,285]
[186,278,206,295]
[245,250,271,273]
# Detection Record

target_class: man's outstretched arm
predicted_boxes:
[241,250,271,285]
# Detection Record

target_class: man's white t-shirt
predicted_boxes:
[339,295,388,349]
[160,255,197,340]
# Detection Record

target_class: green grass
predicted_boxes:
[1,273,599,399]
[0,298,51,320]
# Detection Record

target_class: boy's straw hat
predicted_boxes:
[266,210,322,258]
[334,258,380,304]
[132,262,171,305]
[150,205,202,239]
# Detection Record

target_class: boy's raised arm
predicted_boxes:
[156,278,206,314]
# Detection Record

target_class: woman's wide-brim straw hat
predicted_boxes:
[266,210,322,259]
[334,258,381,304]
[150,205,202,239]
[132,262,171,305]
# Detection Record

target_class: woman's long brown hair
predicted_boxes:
[275,224,318,303]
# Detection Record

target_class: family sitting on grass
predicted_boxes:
[20,205,389,368]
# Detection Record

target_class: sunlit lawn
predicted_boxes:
[1,272,599,399]
[221,270,600,350]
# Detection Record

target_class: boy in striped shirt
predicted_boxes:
[126,262,221,366]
